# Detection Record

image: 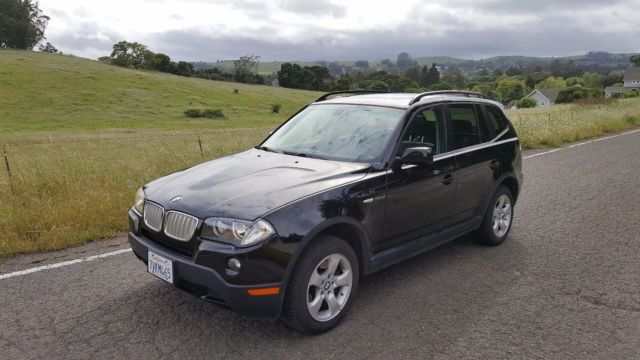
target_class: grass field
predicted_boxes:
[0,50,639,258]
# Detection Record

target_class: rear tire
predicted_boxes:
[283,235,359,334]
[474,185,514,246]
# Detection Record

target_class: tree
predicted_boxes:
[581,72,604,88]
[0,0,49,49]
[505,66,523,76]
[495,77,527,103]
[404,66,420,84]
[175,61,193,76]
[556,86,603,103]
[566,77,584,87]
[441,70,466,89]
[525,76,536,89]
[631,55,640,67]
[355,60,369,70]
[109,41,154,69]
[516,98,537,108]
[37,42,60,53]
[233,54,260,83]
[422,63,440,87]
[327,62,343,77]
[278,62,315,90]
[396,52,412,70]
[536,76,566,89]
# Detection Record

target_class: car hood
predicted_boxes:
[144,148,371,220]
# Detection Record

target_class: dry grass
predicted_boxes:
[508,99,640,148]
[0,128,270,257]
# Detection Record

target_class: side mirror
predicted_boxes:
[399,147,434,166]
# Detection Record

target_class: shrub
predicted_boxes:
[271,104,282,113]
[201,109,225,119]
[233,89,239,94]
[184,109,225,119]
[516,98,537,108]
[183,109,202,118]
[556,86,603,104]
[620,90,639,99]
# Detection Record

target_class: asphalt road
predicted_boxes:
[2,130,640,360]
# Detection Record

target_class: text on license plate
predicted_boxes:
[148,251,174,284]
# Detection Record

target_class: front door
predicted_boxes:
[380,105,457,252]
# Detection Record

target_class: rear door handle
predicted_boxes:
[442,173,455,185]
[490,160,500,169]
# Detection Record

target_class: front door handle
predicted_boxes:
[442,173,455,185]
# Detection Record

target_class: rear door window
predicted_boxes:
[449,104,482,150]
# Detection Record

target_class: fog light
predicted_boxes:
[227,258,241,272]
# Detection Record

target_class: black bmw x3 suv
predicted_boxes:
[128,90,523,333]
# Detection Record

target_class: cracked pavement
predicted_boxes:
[1,130,639,359]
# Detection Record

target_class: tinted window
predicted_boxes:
[449,104,481,150]
[485,105,513,138]
[400,106,445,154]
[262,104,404,162]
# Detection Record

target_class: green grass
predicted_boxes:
[0,50,638,258]
[0,50,320,132]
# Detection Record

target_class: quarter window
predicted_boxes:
[485,105,514,139]
[449,104,481,150]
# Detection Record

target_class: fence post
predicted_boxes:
[3,144,15,195]
[198,136,204,160]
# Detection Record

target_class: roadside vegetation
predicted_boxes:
[0,51,639,258]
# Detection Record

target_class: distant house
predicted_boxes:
[524,88,559,108]
[605,67,640,97]
[604,86,629,97]
[623,67,640,89]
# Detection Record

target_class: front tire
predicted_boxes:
[474,186,514,246]
[283,235,359,334]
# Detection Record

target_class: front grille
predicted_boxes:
[143,201,164,231]
[164,211,198,241]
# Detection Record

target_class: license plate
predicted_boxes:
[148,251,174,284]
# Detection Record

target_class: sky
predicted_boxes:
[40,0,640,62]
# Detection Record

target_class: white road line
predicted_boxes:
[0,248,132,280]
[523,128,640,159]
[1,127,639,281]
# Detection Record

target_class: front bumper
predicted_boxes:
[128,211,287,318]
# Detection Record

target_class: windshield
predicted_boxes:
[260,104,405,162]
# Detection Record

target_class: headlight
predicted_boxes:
[201,218,275,247]
[133,187,145,215]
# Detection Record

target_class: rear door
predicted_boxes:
[380,105,457,251]
[447,103,497,224]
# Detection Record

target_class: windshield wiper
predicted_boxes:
[281,150,328,160]
[255,146,281,153]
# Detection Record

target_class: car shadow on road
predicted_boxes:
[117,233,527,358]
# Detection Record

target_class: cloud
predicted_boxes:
[278,0,346,18]
[39,0,640,61]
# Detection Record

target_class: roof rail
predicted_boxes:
[314,90,387,102]
[409,91,490,105]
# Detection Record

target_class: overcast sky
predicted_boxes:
[41,0,640,62]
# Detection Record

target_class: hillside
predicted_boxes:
[0,50,320,133]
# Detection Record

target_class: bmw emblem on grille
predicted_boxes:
[170,195,183,203]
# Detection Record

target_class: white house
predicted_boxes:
[524,88,559,108]
[605,67,640,97]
